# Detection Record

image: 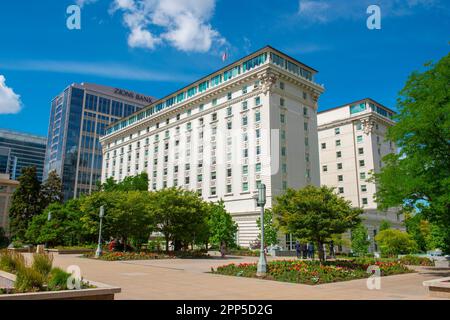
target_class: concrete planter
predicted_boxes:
[423,277,450,299]
[7,247,34,253]
[0,270,121,300]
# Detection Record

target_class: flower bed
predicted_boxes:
[84,250,210,261]
[399,255,435,266]
[212,259,412,285]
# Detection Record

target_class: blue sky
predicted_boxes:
[0,0,448,137]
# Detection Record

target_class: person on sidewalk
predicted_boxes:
[295,241,301,259]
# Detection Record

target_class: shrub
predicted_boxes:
[375,229,418,257]
[12,240,24,249]
[399,255,434,266]
[31,253,53,277]
[47,267,71,291]
[0,250,25,273]
[15,267,45,292]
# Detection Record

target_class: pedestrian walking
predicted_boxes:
[295,241,301,259]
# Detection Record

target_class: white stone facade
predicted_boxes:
[317,99,403,252]
[100,47,324,248]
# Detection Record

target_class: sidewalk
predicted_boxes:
[45,254,449,300]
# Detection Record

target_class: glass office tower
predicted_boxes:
[0,129,47,181]
[44,83,154,200]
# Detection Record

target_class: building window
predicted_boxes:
[243,149,249,158]
[187,122,192,130]
[336,151,342,158]
[356,122,362,130]
[226,184,232,193]
[338,187,344,194]
[279,81,285,90]
[282,181,288,190]
[197,174,203,182]
[174,165,179,173]
[185,164,190,171]
[255,163,261,172]
[281,147,286,157]
[227,168,232,177]
[336,140,341,146]
[243,165,248,175]
[304,122,308,131]
[212,113,217,121]
[256,146,261,155]
[361,185,367,192]
[362,198,368,205]
[255,111,261,122]
[335,128,340,135]
[337,163,343,170]
[322,165,328,172]
[255,96,261,106]
[242,86,247,94]
[227,121,232,130]
[360,172,366,179]
[242,116,248,126]
[303,107,308,116]
[280,114,285,124]
[199,104,204,111]
[256,129,261,138]
[226,107,232,116]
[359,160,365,167]
[321,143,326,149]
[358,147,364,155]
[227,92,232,100]
[242,182,249,192]
[211,171,216,180]
[185,176,190,184]
[242,101,248,111]
[357,135,363,143]
[282,163,287,173]
[280,98,285,106]
[281,130,286,140]
[338,175,343,182]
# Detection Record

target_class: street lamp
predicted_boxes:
[45,211,52,249]
[95,206,105,258]
[256,183,267,277]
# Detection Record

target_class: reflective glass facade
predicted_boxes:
[0,130,46,181]
[44,83,150,200]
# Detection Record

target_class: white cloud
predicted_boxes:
[0,75,22,115]
[297,0,442,24]
[0,60,194,82]
[110,0,226,52]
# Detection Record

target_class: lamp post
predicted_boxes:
[95,206,105,258]
[256,183,267,277]
[45,211,52,249]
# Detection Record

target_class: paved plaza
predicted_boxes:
[30,253,449,300]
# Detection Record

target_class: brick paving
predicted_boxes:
[41,253,450,300]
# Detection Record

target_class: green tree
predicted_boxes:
[99,172,149,192]
[351,224,370,256]
[150,188,209,252]
[372,53,450,253]
[0,227,9,248]
[379,220,392,232]
[273,186,362,262]
[80,191,154,251]
[207,200,238,249]
[25,199,89,246]
[256,209,279,246]
[40,170,63,208]
[375,229,418,257]
[9,166,42,240]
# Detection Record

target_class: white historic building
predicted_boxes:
[99,46,324,248]
[317,98,403,252]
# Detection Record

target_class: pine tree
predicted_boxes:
[9,166,42,240]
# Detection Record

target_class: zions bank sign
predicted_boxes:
[114,88,154,104]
